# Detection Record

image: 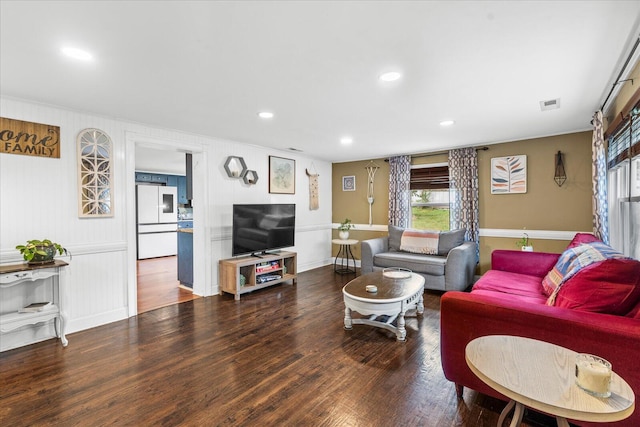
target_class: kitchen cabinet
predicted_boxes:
[0,260,68,352]
[177,229,193,288]
[177,176,188,205]
[135,172,167,184]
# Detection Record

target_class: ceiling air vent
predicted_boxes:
[540,98,561,111]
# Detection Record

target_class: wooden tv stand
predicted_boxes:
[219,251,297,300]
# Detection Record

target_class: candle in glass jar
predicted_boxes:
[575,354,611,397]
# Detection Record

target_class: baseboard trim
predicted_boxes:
[66,307,128,334]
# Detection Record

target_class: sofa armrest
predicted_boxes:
[444,241,476,291]
[491,249,560,278]
[440,291,640,423]
[361,236,388,274]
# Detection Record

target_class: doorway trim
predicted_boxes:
[125,132,212,317]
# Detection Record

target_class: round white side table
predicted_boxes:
[331,239,358,275]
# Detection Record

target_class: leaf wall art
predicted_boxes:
[491,155,527,194]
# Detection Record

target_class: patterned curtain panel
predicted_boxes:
[592,110,609,244]
[448,147,479,260]
[388,155,411,228]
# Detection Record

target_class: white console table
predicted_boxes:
[0,260,68,351]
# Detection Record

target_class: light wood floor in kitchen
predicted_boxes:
[136,256,199,313]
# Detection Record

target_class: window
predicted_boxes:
[409,164,450,230]
[607,105,640,258]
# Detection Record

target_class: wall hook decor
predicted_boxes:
[306,165,319,210]
[554,151,566,187]
[365,161,379,225]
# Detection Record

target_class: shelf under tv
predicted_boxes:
[219,251,297,301]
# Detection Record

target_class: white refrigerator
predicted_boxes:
[136,185,178,259]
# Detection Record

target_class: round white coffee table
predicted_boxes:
[465,335,635,426]
[342,271,424,341]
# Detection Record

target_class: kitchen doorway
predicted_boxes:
[126,134,211,317]
[135,147,195,313]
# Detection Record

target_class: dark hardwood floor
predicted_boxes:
[137,256,199,314]
[1,266,558,426]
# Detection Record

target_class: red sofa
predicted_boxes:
[440,238,640,427]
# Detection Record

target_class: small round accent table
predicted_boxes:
[465,335,635,426]
[332,238,358,275]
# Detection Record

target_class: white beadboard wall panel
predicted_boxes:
[1,96,333,338]
[64,250,128,332]
[0,99,129,252]
[294,227,333,273]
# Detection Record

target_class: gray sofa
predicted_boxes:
[361,226,477,292]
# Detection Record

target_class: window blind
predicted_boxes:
[607,105,640,169]
[410,165,449,190]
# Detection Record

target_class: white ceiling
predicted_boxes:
[2,1,640,163]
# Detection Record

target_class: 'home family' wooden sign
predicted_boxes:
[0,117,61,158]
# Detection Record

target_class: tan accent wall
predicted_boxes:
[332,131,593,270]
[332,159,389,259]
[478,131,593,271]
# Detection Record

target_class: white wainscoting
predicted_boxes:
[64,247,128,334]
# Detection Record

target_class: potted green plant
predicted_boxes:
[338,218,354,240]
[516,233,533,252]
[16,239,69,265]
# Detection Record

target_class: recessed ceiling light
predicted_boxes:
[61,47,93,61]
[258,111,274,119]
[440,120,455,126]
[379,71,402,82]
[340,137,353,145]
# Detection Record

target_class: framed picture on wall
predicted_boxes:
[342,175,355,191]
[491,155,527,194]
[269,156,295,194]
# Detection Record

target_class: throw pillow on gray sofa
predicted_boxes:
[438,229,466,256]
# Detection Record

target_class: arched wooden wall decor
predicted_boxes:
[77,128,114,217]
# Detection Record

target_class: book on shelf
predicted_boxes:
[256,274,282,284]
[19,302,53,313]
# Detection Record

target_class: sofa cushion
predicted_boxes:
[388,225,404,252]
[552,258,640,315]
[438,229,466,256]
[470,289,549,306]
[373,252,445,275]
[400,230,439,254]
[542,242,628,297]
[472,270,548,303]
[567,232,601,249]
[626,300,640,319]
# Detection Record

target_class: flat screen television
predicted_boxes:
[232,204,296,256]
